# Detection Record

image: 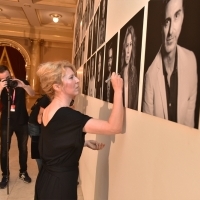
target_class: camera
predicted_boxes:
[5,77,18,88]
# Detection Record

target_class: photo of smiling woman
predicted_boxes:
[118,8,144,110]
[120,25,138,110]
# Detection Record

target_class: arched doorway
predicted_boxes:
[0,39,31,81]
[0,46,26,79]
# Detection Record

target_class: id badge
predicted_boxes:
[10,105,15,112]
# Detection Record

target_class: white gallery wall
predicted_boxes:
[73,0,200,199]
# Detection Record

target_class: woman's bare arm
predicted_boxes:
[83,72,124,135]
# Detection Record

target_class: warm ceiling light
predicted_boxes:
[50,13,62,23]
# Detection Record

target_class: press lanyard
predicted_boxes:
[10,89,15,112]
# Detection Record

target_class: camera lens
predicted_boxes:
[7,78,18,88]
[9,80,18,88]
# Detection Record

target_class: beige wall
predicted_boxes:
[42,46,72,63]
[74,0,200,199]
[77,97,200,200]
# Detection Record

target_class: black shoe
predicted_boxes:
[0,176,9,189]
[19,172,31,183]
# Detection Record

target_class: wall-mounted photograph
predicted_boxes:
[88,54,96,97]
[87,20,93,59]
[82,63,88,95]
[98,0,108,48]
[77,48,81,69]
[75,53,78,69]
[90,0,95,21]
[85,58,91,95]
[81,37,86,66]
[85,1,89,30]
[103,33,118,103]
[95,46,105,100]
[82,10,86,39]
[142,0,200,129]
[118,7,144,110]
[92,7,99,55]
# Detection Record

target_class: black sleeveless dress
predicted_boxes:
[34,107,91,200]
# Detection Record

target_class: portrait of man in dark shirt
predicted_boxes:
[142,0,198,128]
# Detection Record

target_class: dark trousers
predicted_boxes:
[28,123,42,170]
[0,124,29,176]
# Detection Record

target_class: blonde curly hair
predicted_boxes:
[37,60,76,100]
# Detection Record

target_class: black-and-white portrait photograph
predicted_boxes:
[87,20,93,59]
[82,63,88,95]
[80,42,82,67]
[74,0,83,42]
[92,7,99,55]
[86,58,91,95]
[86,61,90,95]
[85,0,90,30]
[103,33,118,103]
[95,46,105,100]
[82,11,86,39]
[77,0,83,23]
[74,37,77,56]
[81,37,85,66]
[98,0,108,48]
[74,53,78,69]
[74,29,80,55]
[90,0,95,21]
[118,7,144,110]
[142,0,200,129]
[79,0,83,15]
[88,54,96,97]
[77,48,81,69]
[74,16,78,41]
[73,54,76,67]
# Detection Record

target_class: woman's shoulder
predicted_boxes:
[50,107,91,127]
[42,106,66,126]
[59,107,91,121]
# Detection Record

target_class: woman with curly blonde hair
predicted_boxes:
[34,60,124,199]
[120,25,138,110]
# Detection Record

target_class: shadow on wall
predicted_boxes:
[77,94,127,200]
[93,98,127,200]
[75,94,88,114]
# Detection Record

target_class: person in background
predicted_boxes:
[28,94,50,170]
[0,65,35,189]
[34,60,123,200]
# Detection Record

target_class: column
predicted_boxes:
[29,38,41,95]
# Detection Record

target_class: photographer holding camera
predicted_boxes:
[0,65,35,189]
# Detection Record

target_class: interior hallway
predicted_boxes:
[0,134,84,200]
